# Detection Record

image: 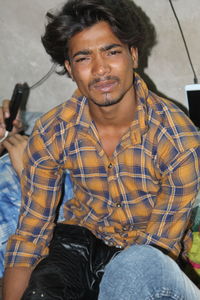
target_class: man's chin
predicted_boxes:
[89,94,123,107]
[91,99,120,107]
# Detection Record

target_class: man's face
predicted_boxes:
[65,21,138,107]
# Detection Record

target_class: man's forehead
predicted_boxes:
[67,21,123,55]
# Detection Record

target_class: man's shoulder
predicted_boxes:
[36,92,83,132]
[148,92,184,116]
[135,74,198,136]
[146,92,200,151]
[148,92,195,128]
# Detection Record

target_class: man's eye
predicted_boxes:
[109,50,121,56]
[75,57,88,63]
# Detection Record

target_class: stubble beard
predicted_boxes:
[88,75,124,107]
[93,92,124,107]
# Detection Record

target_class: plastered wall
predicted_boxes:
[0,0,200,112]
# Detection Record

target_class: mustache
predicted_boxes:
[88,76,120,88]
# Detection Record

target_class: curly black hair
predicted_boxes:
[42,0,156,77]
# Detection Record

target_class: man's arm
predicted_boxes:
[3,267,32,300]
[2,130,34,300]
[3,116,64,298]
[135,146,200,259]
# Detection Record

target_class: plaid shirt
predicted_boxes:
[5,74,200,268]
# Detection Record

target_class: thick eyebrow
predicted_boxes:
[72,43,123,59]
[72,50,92,59]
[101,43,123,51]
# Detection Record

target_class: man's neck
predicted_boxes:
[89,91,137,130]
[88,91,137,158]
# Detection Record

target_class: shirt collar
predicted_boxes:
[59,89,91,128]
[60,73,149,143]
[128,73,149,144]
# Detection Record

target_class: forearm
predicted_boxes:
[3,267,32,300]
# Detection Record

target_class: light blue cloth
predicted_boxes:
[99,245,200,299]
[0,112,74,277]
[0,153,73,277]
[0,154,21,276]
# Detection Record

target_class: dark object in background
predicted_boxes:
[185,84,200,129]
[5,82,30,131]
[186,89,200,128]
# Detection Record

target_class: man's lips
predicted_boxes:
[92,80,118,93]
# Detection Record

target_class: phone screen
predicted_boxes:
[187,90,200,128]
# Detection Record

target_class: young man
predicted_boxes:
[2,0,200,299]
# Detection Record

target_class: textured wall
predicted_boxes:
[0,0,200,112]
[134,0,200,110]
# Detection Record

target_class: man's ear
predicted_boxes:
[64,60,73,79]
[130,47,138,69]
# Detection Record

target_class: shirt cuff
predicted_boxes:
[5,234,49,268]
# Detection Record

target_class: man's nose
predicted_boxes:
[91,55,111,76]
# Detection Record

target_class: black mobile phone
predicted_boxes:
[185,84,200,128]
[5,82,30,131]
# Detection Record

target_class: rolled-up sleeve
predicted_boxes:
[5,122,64,268]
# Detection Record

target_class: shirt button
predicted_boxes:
[116,203,121,208]
[108,163,113,169]
[123,226,128,231]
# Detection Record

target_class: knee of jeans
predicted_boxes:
[100,246,180,299]
[104,245,171,278]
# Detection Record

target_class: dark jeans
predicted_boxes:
[21,224,121,300]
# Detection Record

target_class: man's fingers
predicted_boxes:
[0,127,6,137]
[0,107,6,130]
[2,99,10,118]
[12,119,23,129]
[3,134,28,146]
[7,117,24,135]
[1,99,24,134]
[0,99,10,134]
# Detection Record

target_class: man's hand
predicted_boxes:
[3,267,32,300]
[2,134,29,176]
[0,99,23,155]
